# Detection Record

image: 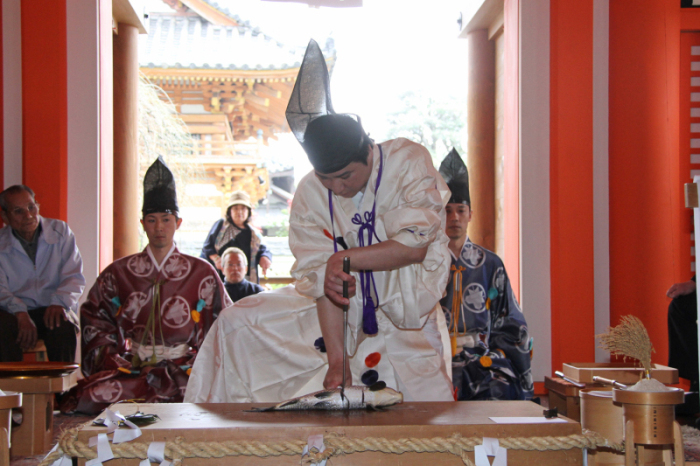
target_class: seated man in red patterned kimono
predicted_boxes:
[61,157,231,414]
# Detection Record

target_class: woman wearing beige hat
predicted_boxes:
[200,190,272,283]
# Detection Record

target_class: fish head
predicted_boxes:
[366,385,403,408]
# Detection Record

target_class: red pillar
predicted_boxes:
[609,0,680,365]
[20,0,68,220]
[549,1,595,371]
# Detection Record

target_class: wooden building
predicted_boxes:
[138,1,333,206]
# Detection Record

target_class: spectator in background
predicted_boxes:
[200,191,272,283]
[667,276,698,393]
[221,247,264,303]
[0,184,84,362]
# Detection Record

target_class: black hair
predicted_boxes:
[0,185,36,212]
[302,114,373,174]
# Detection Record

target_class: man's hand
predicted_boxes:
[15,312,37,351]
[209,254,222,270]
[259,256,272,277]
[324,252,356,307]
[44,305,68,330]
[667,280,696,299]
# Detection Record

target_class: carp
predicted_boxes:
[251,382,403,411]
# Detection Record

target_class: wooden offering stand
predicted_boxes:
[547,363,679,421]
[0,391,21,466]
[612,387,685,466]
[0,362,78,457]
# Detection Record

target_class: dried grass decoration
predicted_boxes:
[597,315,655,380]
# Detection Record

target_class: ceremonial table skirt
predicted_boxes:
[74,401,584,465]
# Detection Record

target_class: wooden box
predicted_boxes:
[544,376,604,421]
[562,362,678,385]
[75,401,584,465]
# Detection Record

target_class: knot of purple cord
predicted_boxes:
[351,211,380,335]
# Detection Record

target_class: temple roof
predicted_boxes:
[139,1,327,71]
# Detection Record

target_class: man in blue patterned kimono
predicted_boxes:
[439,149,533,401]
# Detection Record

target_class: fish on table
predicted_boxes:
[251,382,403,411]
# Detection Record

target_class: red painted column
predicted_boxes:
[609,0,680,365]
[503,0,520,300]
[549,1,595,372]
[20,0,68,220]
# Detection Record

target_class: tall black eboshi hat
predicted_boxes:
[439,148,470,206]
[286,39,369,174]
[142,156,179,215]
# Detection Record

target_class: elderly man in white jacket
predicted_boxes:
[0,185,84,362]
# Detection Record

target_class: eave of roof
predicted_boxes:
[179,0,239,26]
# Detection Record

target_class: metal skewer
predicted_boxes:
[342,256,350,408]
[592,375,628,390]
[554,370,586,388]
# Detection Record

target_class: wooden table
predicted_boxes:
[0,391,21,466]
[77,401,584,465]
[0,371,77,456]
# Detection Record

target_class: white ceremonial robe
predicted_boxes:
[186,138,454,403]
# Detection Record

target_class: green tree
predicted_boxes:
[386,91,466,166]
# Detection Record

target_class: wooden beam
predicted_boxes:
[140,67,299,81]
[254,83,283,99]
[685,183,699,208]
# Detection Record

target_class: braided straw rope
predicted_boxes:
[39,424,623,466]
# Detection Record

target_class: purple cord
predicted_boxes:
[328,145,384,335]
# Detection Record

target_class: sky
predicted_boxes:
[213,0,474,181]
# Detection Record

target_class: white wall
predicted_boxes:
[67,0,102,299]
[519,0,551,381]
[2,0,21,187]
[593,0,610,363]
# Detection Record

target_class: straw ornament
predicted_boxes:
[596,315,655,378]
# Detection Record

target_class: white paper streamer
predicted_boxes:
[474,438,507,466]
[301,434,326,466]
[147,442,166,463]
[45,443,72,466]
[112,417,142,444]
[86,433,114,466]
[139,460,150,466]
[103,410,122,434]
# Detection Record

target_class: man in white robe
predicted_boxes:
[185,40,453,403]
[186,120,454,403]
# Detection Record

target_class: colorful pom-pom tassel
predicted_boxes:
[361,370,379,386]
[364,352,381,368]
[479,355,492,368]
[488,287,498,300]
[314,337,326,353]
